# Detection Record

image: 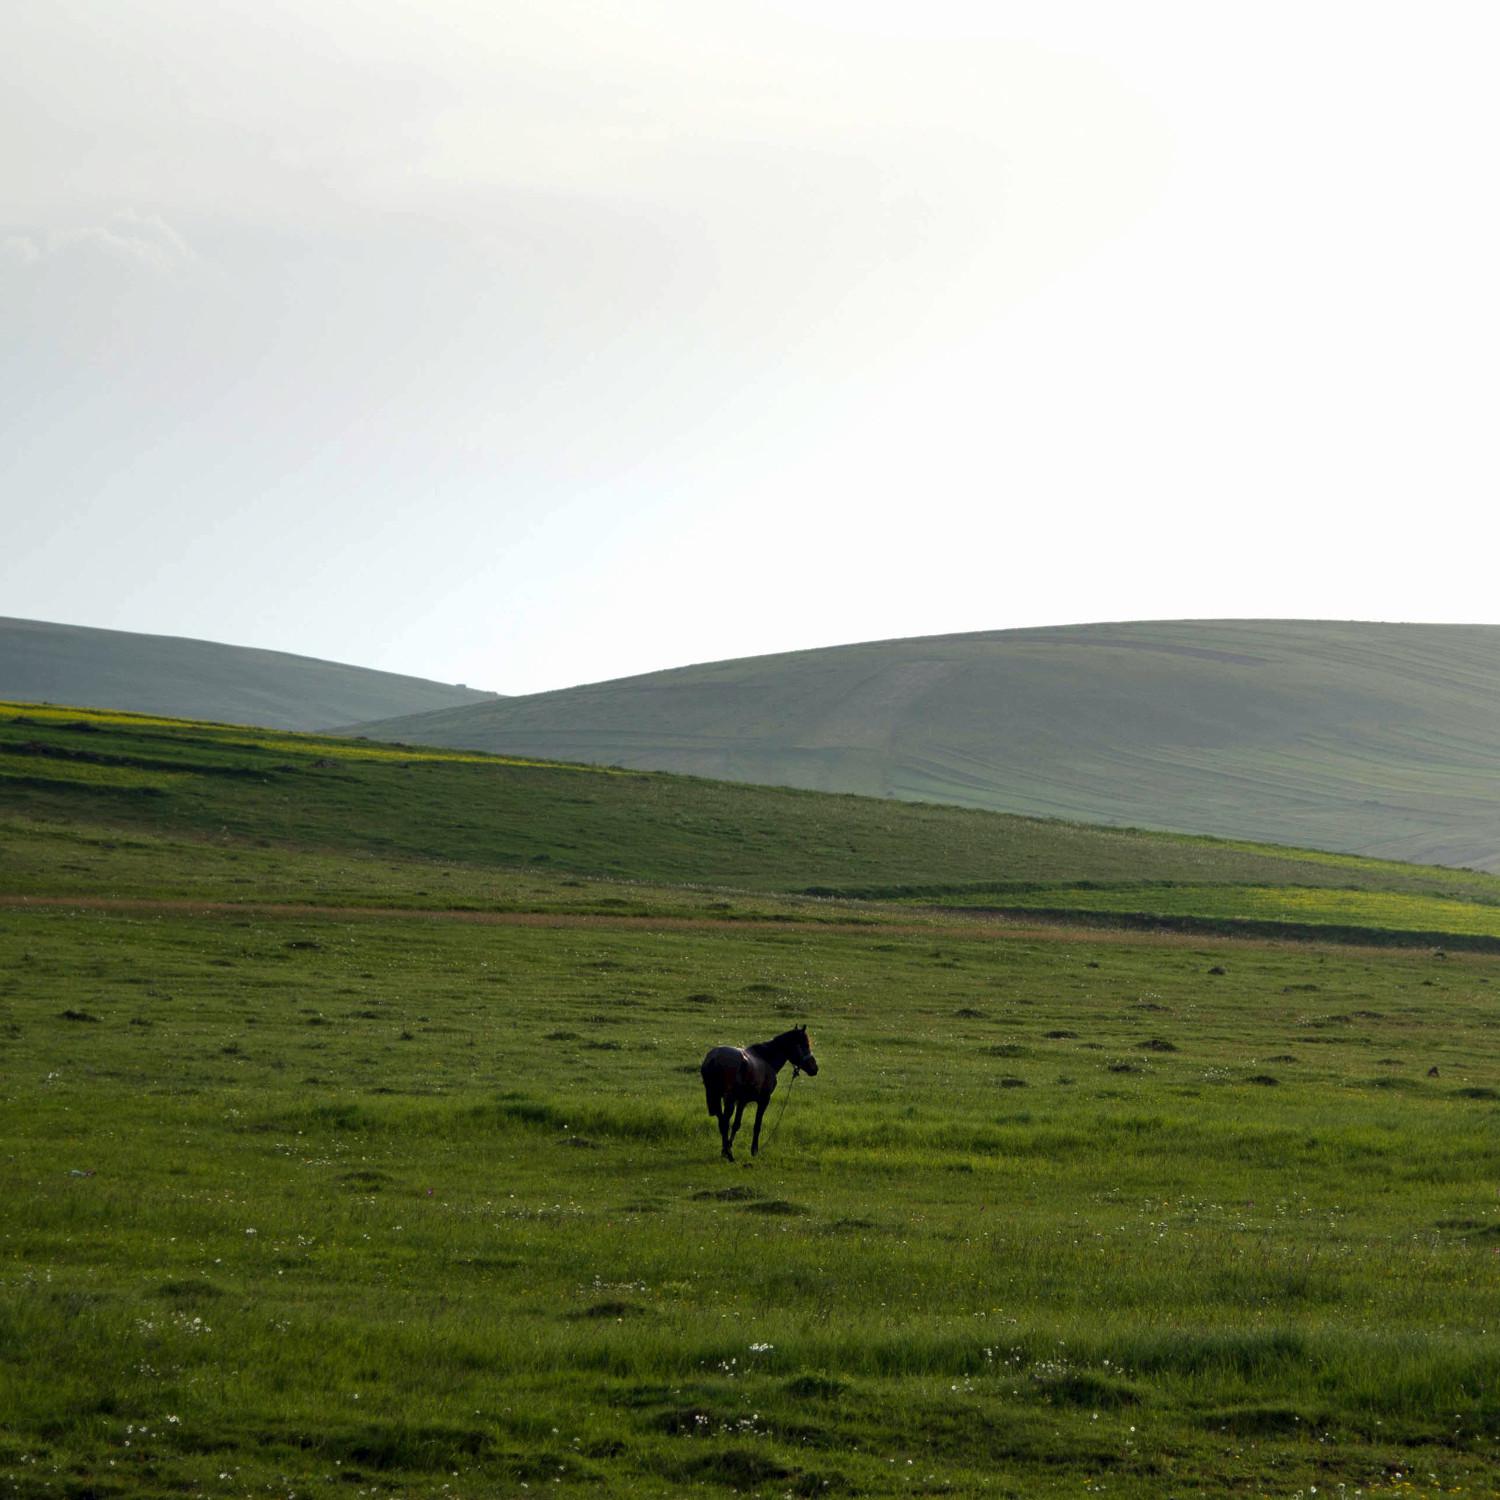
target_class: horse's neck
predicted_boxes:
[750,1036,789,1070]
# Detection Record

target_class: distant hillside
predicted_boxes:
[347,620,1500,872]
[0,618,497,731]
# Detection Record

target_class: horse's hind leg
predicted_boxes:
[730,1099,747,1152]
[717,1099,735,1160]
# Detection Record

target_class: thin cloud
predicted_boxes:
[0,234,41,265]
[6,211,195,272]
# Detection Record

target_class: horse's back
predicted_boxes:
[702,1043,777,1100]
[701,1045,744,1078]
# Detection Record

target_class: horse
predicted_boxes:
[700,1025,818,1161]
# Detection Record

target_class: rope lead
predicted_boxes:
[761,1065,799,1152]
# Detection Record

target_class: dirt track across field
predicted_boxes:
[0,892,886,931]
[0,892,1034,938]
[0,892,1442,956]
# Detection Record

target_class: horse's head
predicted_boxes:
[792,1024,819,1076]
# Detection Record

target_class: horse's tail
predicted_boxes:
[701,1056,720,1115]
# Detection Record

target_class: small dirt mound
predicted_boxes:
[339,1169,393,1189]
[823,1216,877,1233]
[1201,1406,1314,1437]
[651,1407,719,1436]
[156,1278,224,1301]
[674,1448,791,1487]
[1435,1217,1500,1240]
[784,1374,847,1400]
[574,1299,646,1319]
[1035,1371,1141,1409]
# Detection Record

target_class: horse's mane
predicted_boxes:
[750,1026,803,1056]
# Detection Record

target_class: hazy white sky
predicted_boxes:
[4,1,1497,694]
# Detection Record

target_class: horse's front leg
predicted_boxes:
[751,1095,769,1155]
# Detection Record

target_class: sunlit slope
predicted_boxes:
[10,698,1500,911]
[0,616,497,730]
[349,620,1500,871]
[15,699,1500,947]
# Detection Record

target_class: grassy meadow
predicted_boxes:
[5,703,1500,1497]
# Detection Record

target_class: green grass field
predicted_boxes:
[5,704,1500,1496]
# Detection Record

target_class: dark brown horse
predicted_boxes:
[700,1025,818,1161]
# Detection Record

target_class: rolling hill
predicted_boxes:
[0,616,497,730]
[9,696,1500,944]
[346,619,1500,872]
